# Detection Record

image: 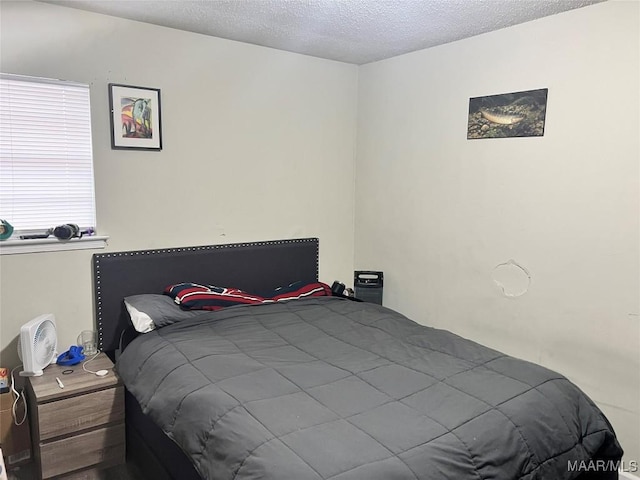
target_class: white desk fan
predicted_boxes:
[17,314,58,376]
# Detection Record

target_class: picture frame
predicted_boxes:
[467,88,548,139]
[108,83,162,150]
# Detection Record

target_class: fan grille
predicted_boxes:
[33,320,57,365]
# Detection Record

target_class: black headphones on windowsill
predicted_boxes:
[52,223,82,240]
[20,224,95,241]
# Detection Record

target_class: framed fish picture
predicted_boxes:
[109,83,162,150]
[467,88,548,139]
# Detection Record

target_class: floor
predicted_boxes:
[6,461,145,480]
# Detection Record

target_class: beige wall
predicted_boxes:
[356,0,639,463]
[1,0,638,467]
[0,1,357,366]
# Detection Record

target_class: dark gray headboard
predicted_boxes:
[92,238,319,353]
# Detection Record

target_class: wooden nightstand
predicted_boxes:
[25,353,125,479]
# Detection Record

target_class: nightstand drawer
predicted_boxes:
[40,423,125,478]
[38,386,124,441]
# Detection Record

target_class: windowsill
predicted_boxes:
[0,235,109,255]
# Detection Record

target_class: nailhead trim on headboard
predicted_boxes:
[93,238,319,352]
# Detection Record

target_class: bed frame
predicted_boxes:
[92,237,320,480]
[92,237,617,480]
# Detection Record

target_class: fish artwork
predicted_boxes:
[479,109,525,125]
[467,88,547,138]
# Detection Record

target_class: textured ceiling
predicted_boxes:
[38,0,605,64]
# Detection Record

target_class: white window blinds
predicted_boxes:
[0,73,96,233]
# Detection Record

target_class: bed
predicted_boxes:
[93,237,623,480]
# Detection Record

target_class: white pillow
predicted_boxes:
[124,299,155,333]
[124,294,203,333]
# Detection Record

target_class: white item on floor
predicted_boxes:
[0,449,8,480]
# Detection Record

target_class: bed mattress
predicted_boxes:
[116,297,622,480]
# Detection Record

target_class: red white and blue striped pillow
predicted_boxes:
[263,281,332,302]
[164,281,331,311]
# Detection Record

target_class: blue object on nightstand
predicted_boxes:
[57,346,85,366]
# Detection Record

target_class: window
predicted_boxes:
[0,73,97,238]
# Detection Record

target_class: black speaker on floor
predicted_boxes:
[354,271,383,305]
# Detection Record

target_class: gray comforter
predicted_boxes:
[117,297,622,480]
